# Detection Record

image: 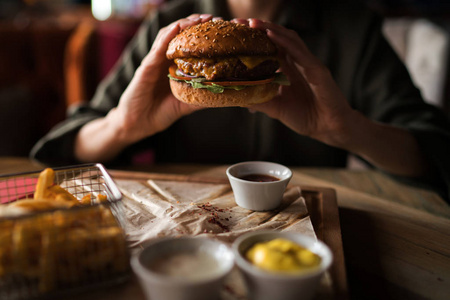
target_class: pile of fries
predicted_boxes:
[0,168,128,297]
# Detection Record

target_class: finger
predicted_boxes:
[212,16,223,21]
[248,18,287,35]
[186,14,201,20]
[249,19,320,69]
[248,18,266,28]
[199,14,213,21]
[179,100,205,114]
[270,28,334,87]
[267,29,322,71]
[278,52,304,84]
[247,19,321,88]
[248,92,283,120]
[187,14,213,22]
[160,16,210,50]
[231,18,249,25]
[177,17,204,30]
[146,23,181,62]
[249,18,305,48]
[145,17,202,64]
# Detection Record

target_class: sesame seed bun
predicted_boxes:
[166,20,280,107]
[167,20,277,59]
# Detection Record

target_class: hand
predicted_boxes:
[232,19,431,178]
[235,18,357,148]
[114,14,217,144]
[75,14,224,163]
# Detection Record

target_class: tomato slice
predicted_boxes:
[168,65,274,86]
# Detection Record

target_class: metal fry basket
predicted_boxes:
[0,164,129,300]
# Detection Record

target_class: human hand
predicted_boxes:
[234,18,357,147]
[114,14,218,144]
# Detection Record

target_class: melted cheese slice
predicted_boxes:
[239,56,277,69]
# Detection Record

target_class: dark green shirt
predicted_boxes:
[30,0,450,201]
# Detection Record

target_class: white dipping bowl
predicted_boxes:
[232,231,333,300]
[131,237,234,300]
[226,161,292,211]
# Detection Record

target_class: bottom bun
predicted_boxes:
[169,80,279,107]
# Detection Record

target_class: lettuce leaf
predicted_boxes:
[273,72,291,86]
[168,73,290,94]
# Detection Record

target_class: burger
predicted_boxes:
[166,20,288,107]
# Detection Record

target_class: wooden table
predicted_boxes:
[1,157,449,300]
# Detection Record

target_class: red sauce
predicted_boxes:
[240,174,280,182]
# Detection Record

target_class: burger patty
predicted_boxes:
[174,56,279,81]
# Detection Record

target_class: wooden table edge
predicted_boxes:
[302,185,349,300]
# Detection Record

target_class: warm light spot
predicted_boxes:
[91,0,112,21]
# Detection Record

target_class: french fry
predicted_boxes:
[96,194,108,203]
[1,167,128,296]
[31,168,80,210]
[0,220,14,277]
[80,194,93,205]
[80,193,108,205]
[9,199,72,211]
[39,226,57,292]
[34,168,55,200]
[47,185,78,203]
[12,219,41,278]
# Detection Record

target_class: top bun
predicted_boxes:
[166,20,277,59]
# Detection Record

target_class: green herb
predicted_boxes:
[273,73,291,86]
[168,73,290,94]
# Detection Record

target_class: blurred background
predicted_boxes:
[0,0,450,157]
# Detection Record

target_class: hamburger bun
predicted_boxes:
[166,20,277,59]
[169,79,279,107]
[166,20,283,107]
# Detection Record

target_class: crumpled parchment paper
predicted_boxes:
[113,179,325,300]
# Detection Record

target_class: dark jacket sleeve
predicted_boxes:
[344,9,450,200]
[29,1,197,166]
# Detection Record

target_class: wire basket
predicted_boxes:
[0,164,129,300]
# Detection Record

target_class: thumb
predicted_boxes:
[141,23,180,69]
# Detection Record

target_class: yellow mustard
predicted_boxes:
[246,238,321,273]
